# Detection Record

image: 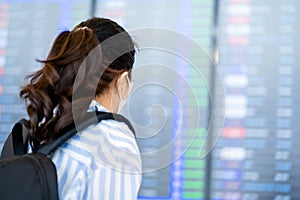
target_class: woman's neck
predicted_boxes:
[94,89,119,113]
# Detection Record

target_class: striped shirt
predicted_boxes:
[51,100,142,200]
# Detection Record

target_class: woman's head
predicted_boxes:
[20,17,136,145]
[74,17,136,113]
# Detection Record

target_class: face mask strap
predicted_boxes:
[116,73,133,113]
[126,74,133,95]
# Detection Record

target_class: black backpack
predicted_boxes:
[0,111,135,200]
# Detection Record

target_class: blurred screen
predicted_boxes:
[210,0,300,199]
[0,0,90,147]
[0,0,299,200]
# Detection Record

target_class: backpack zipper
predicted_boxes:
[25,154,50,200]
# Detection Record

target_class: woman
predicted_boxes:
[20,17,141,199]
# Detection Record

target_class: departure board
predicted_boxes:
[210,0,300,199]
[96,0,215,199]
[1,0,300,200]
[0,0,90,150]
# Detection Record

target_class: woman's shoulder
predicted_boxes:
[82,120,141,171]
[92,119,137,148]
[53,119,141,172]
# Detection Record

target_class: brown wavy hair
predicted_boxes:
[20,18,136,148]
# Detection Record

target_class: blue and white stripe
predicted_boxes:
[51,100,142,200]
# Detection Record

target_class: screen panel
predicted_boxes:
[210,0,300,199]
[0,0,90,150]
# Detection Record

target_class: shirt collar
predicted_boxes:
[87,100,109,112]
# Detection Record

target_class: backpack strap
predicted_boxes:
[11,119,29,156]
[38,111,135,156]
[0,119,28,158]
[1,112,135,158]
